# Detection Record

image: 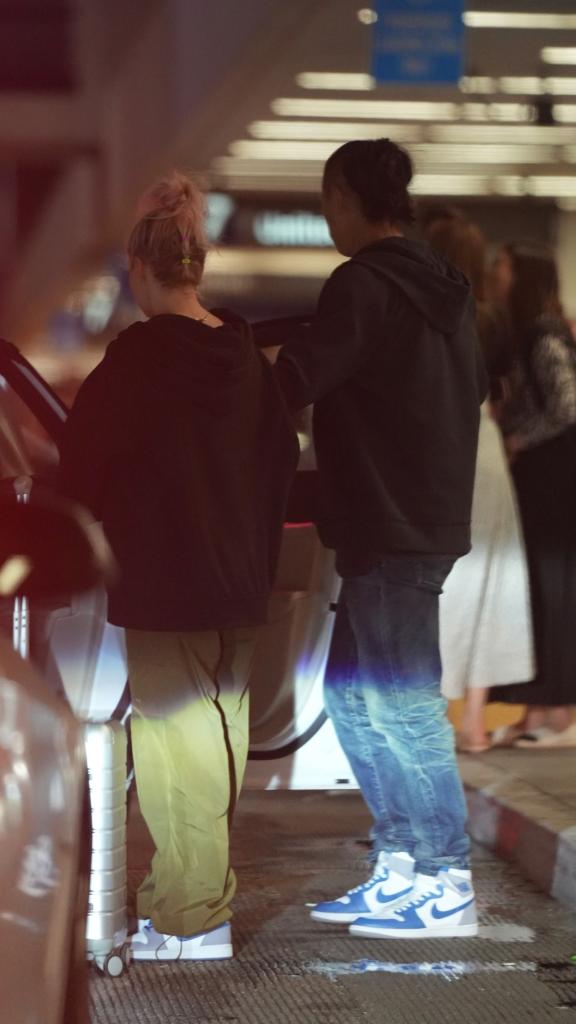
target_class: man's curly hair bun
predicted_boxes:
[323,139,414,225]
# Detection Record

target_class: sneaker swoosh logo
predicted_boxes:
[431,898,475,920]
[375,884,412,904]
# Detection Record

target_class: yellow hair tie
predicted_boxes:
[181,256,192,264]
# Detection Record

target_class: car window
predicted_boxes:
[0,374,59,481]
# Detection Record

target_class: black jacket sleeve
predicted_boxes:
[58,363,125,520]
[273,264,383,412]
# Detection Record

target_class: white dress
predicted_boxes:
[440,405,535,698]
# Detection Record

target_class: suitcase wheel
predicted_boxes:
[104,950,125,977]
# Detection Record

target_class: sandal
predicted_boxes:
[490,724,527,747]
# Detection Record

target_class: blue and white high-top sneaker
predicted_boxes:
[349,867,478,939]
[310,851,415,923]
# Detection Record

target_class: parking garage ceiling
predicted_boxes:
[207,0,576,200]
[2,0,576,342]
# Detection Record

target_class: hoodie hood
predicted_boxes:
[104,309,256,414]
[353,237,471,334]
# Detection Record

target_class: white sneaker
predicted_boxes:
[131,920,233,961]
[514,723,576,748]
[310,851,415,923]
[349,867,478,939]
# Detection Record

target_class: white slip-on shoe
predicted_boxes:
[310,851,415,923]
[514,723,576,749]
[349,867,478,939]
[131,920,233,961]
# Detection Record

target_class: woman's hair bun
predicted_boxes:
[128,170,208,289]
[138,170,200,221]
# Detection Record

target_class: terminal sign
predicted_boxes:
[372,0,465,84]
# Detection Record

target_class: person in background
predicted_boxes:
[58,172,299,961]
[272,139,486,940]
[422,210,534,753]
[489,242,576,747]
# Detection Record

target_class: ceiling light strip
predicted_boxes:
[295,72,576,97]
[249,120,424,142]
[230,139,568,165]
[272,97,534,122]
[542,48,576,66]
[464,12,576,30]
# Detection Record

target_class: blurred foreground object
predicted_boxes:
[0,487,113,1023]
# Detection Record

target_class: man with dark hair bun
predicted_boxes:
[272,139,487,940]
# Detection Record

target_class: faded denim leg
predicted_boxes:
[326,556,471,876]
[324,597,415,859]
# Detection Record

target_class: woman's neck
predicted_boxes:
[149,290,208,320]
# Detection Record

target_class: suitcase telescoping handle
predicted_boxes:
[12,475,32,659]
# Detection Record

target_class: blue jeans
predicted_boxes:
[324,555,470,876]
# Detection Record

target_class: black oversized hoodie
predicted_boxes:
[274,238,487,571]
[58,311,299,630]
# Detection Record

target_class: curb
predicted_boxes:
[462,767,576,910]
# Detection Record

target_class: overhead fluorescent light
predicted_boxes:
[411,143,557,164]
[409,175,522,196]
[271,97,533,122]
[231,139,562,166]
[465,12,576,29]
[297,72,375,91]
[430,123,575,143]
[528,176,576,196]
[499,77,576,96]
[357,9,576,30]
[553,104,576,122]
[412,175,576,197]
[211,159,572,200]
[212,156,321,178]
[296,73,576,98]
[273,98,459,121]
[542,48,576,65]
[357,8,378,25]
[230,140,341,161]
[249,120,576,147]
[249,120,424,142]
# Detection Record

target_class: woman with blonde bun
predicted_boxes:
[58,171,299,961]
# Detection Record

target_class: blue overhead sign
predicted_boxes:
[372,0,465,84]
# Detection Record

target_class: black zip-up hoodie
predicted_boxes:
[58,311,299,630]
[274,238,487,570]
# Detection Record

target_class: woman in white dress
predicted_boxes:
[440,402,534,747]
[423,212,534,751]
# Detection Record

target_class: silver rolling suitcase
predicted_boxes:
[85,720,130,976]
[12,476,130,978]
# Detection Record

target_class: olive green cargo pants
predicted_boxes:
[126,627,256,937]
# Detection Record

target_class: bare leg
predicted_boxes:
[543,706,574,731]
[459,688,490,750]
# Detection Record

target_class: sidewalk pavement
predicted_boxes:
[460,746,576,910]
[91,786,576,1024]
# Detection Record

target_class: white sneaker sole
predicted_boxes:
[350,922,479,939]
[131,942,233,961]
[310,909,362,923]
[311,891,413,924]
